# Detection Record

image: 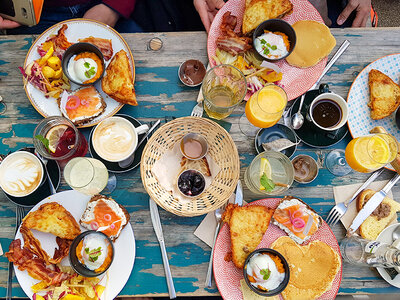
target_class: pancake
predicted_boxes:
[271,236,340,299]
[285,20,336,68]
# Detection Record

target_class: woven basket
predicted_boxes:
[140,117,240,216]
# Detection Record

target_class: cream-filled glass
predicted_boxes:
[92,116,148,162]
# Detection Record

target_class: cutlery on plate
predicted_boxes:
[291,39,351,130]
[205,179,243,287]
[34,150,56,195]
[149,198,176,299]
[348,173,400,236]
[118,119,161,168]
[326,168,384,226]
[6,205,25,300]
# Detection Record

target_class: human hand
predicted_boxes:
[337,0,371,27]
[194,0,225,32]
[0,16,21,30]
[83,4,120,27]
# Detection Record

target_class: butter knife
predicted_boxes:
[348,173,400,235]
[149,198,176,299]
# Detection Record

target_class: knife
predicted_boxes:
[149,198,176,299]
[235,179,243,206]
[348,173,400,235]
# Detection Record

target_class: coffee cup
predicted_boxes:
[308,92,348,131]
[92,116,149,162]
[0,151,44,197]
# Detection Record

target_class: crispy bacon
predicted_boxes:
[42,24,73,59]
[220,11,238,34]
[79,36,113,61]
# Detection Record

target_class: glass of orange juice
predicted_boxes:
[239,84,287,136]
[345,133,398,173]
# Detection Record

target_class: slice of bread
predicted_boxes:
[357,189,400,240]
[179,156,211,177]
[368,69,400,120]
[80,195,130,241]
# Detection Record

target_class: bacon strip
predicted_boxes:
[79,36,113,61]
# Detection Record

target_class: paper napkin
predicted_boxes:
[332,180,395,229]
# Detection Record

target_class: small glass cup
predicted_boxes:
[244,151,294,195]
[33,116,88,167]
[202,64,247,120]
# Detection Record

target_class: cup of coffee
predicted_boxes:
[308,92,348,131]
[0,151,44,197]
[92,116,149,162]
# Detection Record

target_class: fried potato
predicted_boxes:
[102,50,137,106]
[47,56,61,70]
[38,46,54,66]
[22,202,81,240]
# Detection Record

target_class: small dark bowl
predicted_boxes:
[243,248,290,296]
[69,230,114,277]
[62,42,105,86]
[252,19,296,62]
[178,59,206,87]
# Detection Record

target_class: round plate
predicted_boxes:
[207,0,326,101]
[347,54,400,171]
[255,124,297,158]
[376,223,400,287]
[88,114,148,173]
[290,89,348,147]
[23,19,135,128]
[213,198,342,300]
[4,147,60,207]
[14,190,135,300]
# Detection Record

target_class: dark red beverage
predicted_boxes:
[51,127,88,158]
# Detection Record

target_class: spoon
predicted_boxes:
[291,40,351,130]
[392,225,400,241]
[118,119,161,168]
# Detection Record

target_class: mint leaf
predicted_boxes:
[271,45,277,50]
[260,173,275,192]
[84,62,90,68]
[260,268,271,280]
[35,135,51,152]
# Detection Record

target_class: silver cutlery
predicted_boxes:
[6,205,25,300]
[149,198,176,299]
[34,150,56,195]
[118,119,161,168]
[190,100,203,117]
[205,180,243,287]
[291,39,351,130]
[326,168,384,226]
[348,173,400,235]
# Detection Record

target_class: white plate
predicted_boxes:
[14,190,135,300]
[23,19,135,128]
[376,223,400,287]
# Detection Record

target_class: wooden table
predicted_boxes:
[1,28,400,298]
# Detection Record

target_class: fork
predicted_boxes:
[191,100,203,117]
[326,168,384,226]
[6,205,26,300]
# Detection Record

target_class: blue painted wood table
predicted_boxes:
[1,28,400,298]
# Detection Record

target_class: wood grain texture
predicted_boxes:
[1,28,400,297]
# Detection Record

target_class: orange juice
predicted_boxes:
[245,85,287,128]
[345,134,397,173]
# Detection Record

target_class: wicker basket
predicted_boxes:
[140,117,240,216]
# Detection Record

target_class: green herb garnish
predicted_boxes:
[84,67,96,78]
[263,48,270,55]
[35,135,51,152]
[86,246,102,263]
[260,268,271,280]
[260,173,275,192]
[84,62,90,68]
[271,45,277,50]
[260,39,266,44]
[266,43,271,48]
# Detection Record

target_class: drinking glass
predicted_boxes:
[64,157,116,195]
[325,150,352,176]
[345,133,398,173]
[202,64,247,120]
[33,116,88,167]
[239,84,288,137]
[244,151,294,195]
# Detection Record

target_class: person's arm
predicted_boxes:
[194,0,225,32]
[83,1,136,27]
[337,0,371,27]
[0,16,21,30]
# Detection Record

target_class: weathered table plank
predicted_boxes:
[1,28,400,297]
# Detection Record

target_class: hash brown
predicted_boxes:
[222,204,273,268]
[102,50,137,106]
[22,202,81,240]
[368,69,400,120]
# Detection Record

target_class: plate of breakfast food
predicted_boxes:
[208,0,336,101]
[5,190,135,300]
[214,196,342,300]
[21,19,137,128]
[347,54,400,141]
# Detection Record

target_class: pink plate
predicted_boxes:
[207,0,327,101]
[213,198,342,300]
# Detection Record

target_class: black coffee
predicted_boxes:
[312,99,342,128]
